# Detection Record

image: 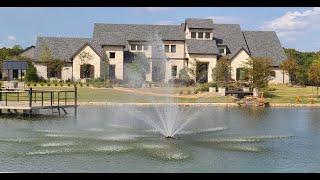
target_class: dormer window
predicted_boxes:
[164,45,176,53]
[198,32,203,39]
[205,32,210,39]
[191,32,197,39]
[131,45,137,51]
[218,45,227,56]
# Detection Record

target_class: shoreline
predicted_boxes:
[78,102,320,108]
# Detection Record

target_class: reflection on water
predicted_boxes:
[0,106,319,172]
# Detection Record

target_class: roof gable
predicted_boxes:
[242,31,287,66]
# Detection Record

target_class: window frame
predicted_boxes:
[131,44,137,51]
[205,32,211,39]
[170,45,176,53]
[191,32,197,39]
[198,32,204,39]
[164,45,170,53]
[109,52,115,59]
[171,65,177,78]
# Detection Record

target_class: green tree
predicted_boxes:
[25,60,39,82]
[308,58,320,98]
[124,52,149,86]
[242,57,274,89]
[212,57,231,86]
[280,57,299,84]
[102,54,110,81]
[179,67,190,81]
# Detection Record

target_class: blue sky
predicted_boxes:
[0,7,319,52]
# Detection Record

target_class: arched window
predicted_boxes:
[80,64,94,79]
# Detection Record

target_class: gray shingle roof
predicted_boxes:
[186,39,218,54]
[185,18,213,29]
[212,24,249,59]
[93,23,185,48]
[34,37,103,62]
[242,31,287,66]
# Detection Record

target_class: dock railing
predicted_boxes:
[0,85,78,116]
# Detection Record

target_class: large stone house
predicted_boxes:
[23,18,289,84]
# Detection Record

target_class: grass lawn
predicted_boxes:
[24,85,235,103]
[264,85,320,104]
[17,84,320,104]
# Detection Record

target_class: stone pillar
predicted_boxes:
[146,60,152,82]
[253,88,259,97]
[218,87,226,96]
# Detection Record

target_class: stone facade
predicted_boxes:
[34,62,48,79]
[104,45,124,80]
[188,54,217,82]
[230,49,251,81]
[72,45,102,81]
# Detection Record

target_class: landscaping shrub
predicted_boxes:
[33,82,37,86]
[47,82,51,86]
[40,82,45,87]
[67,82,71,87]
[26,82,31,87]
[168,79,195,87]
[179,90,183,95]
[187,90,191,95]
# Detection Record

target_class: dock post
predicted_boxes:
[74,85,78,118]
[0,88,2,114]
[29,88,33,117]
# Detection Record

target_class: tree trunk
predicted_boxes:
[317,86,319,99]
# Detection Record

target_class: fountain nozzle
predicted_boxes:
[165,136,176,139]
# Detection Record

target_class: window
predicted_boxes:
[191,32,197,39]
[171,45,176,53]
[198,32,203,39]
[219,48,225,54]
[171,66,177,77]
[165,45,170,53]
[236,68,247,81]
[131,45,136,51]
[13,70,19,79]
[270,71,276,77]
[137,45,143,51]
[205,32,210,39]
[109,52,115,58]
[144,45,149,51]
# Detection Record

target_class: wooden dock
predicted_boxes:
[0,86,78,117]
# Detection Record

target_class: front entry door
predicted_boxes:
[109,65,116,80]
[196,63,208,83]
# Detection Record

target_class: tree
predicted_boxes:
[102,54,110,81]
[280,57,299,84]
[25,60,39,82]
[242,57,274,89]
[212,57,231,86]
[308,59,320,98]
[124,52,149,86]
[179,67,190,81]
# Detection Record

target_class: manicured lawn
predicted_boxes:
[264,85,320,104]
[17,84,320,104]
[24,85,235,103]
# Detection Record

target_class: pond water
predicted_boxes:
[0,106,320,172]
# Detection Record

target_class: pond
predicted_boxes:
[0,106,320,172]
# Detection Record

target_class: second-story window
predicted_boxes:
[205,32,211,39]
[137,45,143,51]
[191,32,197,39]
[109,52,115,58]
[171,45,176,53]
[165,45,170,53]
[198,32,203,39]
[131,45,137,51]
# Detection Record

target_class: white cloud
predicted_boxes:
[260,8,320,51]
[261,7,320,33]
[154,20,175,25]
[207,16,244,24]
[7,35,16,41]
[142,7,173,12]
